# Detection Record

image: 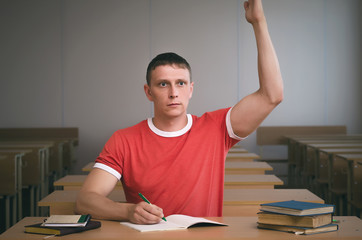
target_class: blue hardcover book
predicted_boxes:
[260,200,335,216]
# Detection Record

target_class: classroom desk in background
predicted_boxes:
[223,188,323,216]
[306,142,362,151]
[224,174,283,189]
[0,143,52,218]
[0,149,32,224]
[0,155,13,229]
[302,148,362,193]
[296,139,362,169]
[2,216,361,240]
[292,142,362,187]
[354,160,362,217]
[294,138,362,165]
[0,142,53,202]
[38,188,322,217]
[285,135,362,185]
[285,134,362,160]
[320,148,362,155]
[336,154,362,161]
[316,148,362,182]
[227,147,248,153]
[295,141,362,171]
[54,174,283,190]
[38,190,126,215]
[0,139,68,179]
[315,148,362,187]
[291,139,362,147]
[225,162,272,174]
[327,153,362,195]
[82,162,94,172]
[334,154,362,216]
[0,128,79,176]
[286,134,362,140]
[226,152,260,162]
[286,135,362,158]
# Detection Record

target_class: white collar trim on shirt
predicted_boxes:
[147,114,193,137]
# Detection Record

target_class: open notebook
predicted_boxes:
[120,214,227,232]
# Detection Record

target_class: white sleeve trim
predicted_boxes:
[94,162,122,180]
[226,107,247,141]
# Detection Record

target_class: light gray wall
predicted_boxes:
[1,0,361,173]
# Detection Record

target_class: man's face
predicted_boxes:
[144,64,193,120]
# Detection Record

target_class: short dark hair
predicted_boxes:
[146,52,192,85]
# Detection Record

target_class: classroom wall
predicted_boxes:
[1,0,361,173]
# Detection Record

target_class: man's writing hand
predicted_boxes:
[127,201,165,224]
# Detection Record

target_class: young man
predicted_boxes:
[75,0,283,224]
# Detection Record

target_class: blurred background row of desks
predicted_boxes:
[256,126,362,218]
[0,128,78,231]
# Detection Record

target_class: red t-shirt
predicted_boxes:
[95,107,242,217]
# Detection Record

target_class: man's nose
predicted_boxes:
[169,85,179,99]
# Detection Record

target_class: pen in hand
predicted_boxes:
[138,193,167,222]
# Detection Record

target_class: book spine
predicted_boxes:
[78,214,91,223]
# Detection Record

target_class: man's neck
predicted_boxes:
[151,114,188,132]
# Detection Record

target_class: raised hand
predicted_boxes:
[244,0,266,24]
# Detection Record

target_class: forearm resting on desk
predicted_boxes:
[75,191,165,224]
[75,168,165,224]
[75,191,129,221]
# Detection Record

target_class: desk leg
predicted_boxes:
[315,151,320,195]
[12,196,16,226]
[15,156,23,221]
[347,161,353,216]
[5,196,10,229]
[43,149,50,196]
[40,150,45,199]
[29,185,34,216]
[327,155,333,203]
[35,185,40,216]
[287,141,292,187]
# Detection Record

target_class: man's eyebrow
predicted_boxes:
[154,79,170,82]
[153,78,189,83]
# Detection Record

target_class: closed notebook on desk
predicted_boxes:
[24,220,101,236]
[42,214,91,227]
[260,200,334,216]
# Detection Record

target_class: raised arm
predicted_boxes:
[75,168,164,224]
[230,0,283,138]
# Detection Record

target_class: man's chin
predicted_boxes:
[164,110,186,119]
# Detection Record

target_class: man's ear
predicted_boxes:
[144,84,153,101]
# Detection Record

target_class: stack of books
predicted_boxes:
[25,214,101,236]
[257,200,338,235]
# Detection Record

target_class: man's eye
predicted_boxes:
[160,82,167,87]
[178,82,185,86]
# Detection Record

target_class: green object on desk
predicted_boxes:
[138,193,167,222]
